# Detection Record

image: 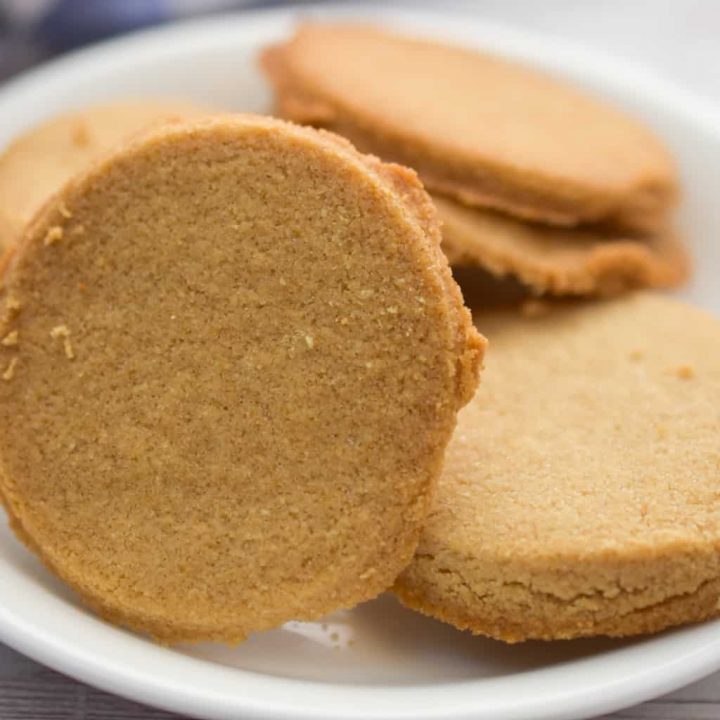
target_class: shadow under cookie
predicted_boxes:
[436,195,689,297]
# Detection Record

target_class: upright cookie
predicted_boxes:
[0,101,203,248]
[395,293,720,641]
[435,195,688,296]
[262,24,677,232]
[0,115,483,643]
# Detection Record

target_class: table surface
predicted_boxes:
[2,1,720,718]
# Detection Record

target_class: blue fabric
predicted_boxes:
[36,0,171,52]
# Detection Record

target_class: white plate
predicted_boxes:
[1,4,720,720]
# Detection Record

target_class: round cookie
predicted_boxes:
[0,100,204,249]
[261,24,677,232]
[394,293,720,641]
[0,114,484,643]
[435,195,688,296]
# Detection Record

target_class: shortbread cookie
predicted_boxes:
[435,195,688,296]
[0,115,483,643]
[262,24,677,232]
[0,101,203,248]
[395,293,720,641]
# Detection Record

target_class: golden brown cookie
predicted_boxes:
[395,293,720,641]
[0,100,204,249]
[0,114,484,643]
[435,195,689,296]
[262,24,677,232]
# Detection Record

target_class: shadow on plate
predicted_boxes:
[179,594,640,685]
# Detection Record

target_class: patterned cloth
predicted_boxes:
[0,0,273,80]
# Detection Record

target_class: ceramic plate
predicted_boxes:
[1,4,720,720]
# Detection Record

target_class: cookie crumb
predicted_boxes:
[50,324,70,339]
[304,334,314,349]
[44,226,64,246]
[6,297,21,315]
[674,364,695,379]
[521,299,551,318]
[71,121,90,147]
[50,324,75,359]
[1,330,18,346]
[386,306,398,314]
[339,317,349,325]
[59,203,72,219]
[2,357,18,381]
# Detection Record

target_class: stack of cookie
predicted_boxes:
[262,25,720,642]
[0,22,718,648]
[262,24,688,298]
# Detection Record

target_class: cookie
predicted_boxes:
[261,24,677,232]
[394,293,720,641]
[0,114,484,643]
[435,195,689,296]
[0,100,203,249]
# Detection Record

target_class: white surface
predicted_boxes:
[1,3,720,720]
[426,0,720,104]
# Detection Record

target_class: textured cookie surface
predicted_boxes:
[0,101,203,248]
[262,24,677,231]
[0,115,483,643]
[435,195,688,296]
[395,293,720,641]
